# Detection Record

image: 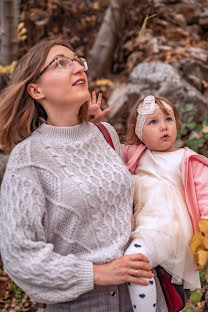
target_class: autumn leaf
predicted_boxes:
[94,79,113,87]
[0,61,17,75]
[202,125,208,134]
[92,2,99,10]
[17,22,27,42]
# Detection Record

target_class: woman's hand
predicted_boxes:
[88,91,110,123]
[93,253,153,286]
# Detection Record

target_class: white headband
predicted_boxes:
[135,95,174,141]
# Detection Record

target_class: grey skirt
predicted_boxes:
[42,283,133,312]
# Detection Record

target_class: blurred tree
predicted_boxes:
[0,0,20,66]
[88,0,132,81]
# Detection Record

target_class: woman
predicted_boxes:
[0,39,153,311]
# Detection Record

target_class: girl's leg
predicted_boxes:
[125,238,157,312]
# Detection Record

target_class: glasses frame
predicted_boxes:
[35,56,88,80]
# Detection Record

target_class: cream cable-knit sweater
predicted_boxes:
[0,122,133,304]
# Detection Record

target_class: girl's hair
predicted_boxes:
[0,39,89,150]
[126,96,182,145]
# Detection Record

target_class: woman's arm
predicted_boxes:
[0,171,94,304]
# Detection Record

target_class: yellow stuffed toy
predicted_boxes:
[189,219,208,279]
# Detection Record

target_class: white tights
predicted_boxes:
[125,239,157,312]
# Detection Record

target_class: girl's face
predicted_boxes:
[35,45,90,114]
[141,107,177,152]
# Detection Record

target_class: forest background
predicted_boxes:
[0,0,208,311]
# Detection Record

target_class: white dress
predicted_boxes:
[132,148,201,289]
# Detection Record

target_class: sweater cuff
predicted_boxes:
[76,261,94,295]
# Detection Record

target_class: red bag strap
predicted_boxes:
[94,122,115,150]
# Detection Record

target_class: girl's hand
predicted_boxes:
[88,91,110,123]
[93,253,153,286]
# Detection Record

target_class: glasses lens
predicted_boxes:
[57,57,72,68]
[79,57,88,72]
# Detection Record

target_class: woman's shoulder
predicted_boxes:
[7,134,39,169]
[101,122,118,136]
[95,122,123,158]
[97,122,120,146]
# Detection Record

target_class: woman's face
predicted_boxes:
[35,45,90,114]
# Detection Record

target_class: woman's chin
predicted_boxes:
[82,91,90,104]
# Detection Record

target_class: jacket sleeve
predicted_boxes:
[192,158,208,219]
[0,170,93,304]
[121,144,146,173]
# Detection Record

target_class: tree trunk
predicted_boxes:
[87,0,129,81]
[0,0,20,66]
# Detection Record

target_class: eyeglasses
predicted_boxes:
[36,55,88,80]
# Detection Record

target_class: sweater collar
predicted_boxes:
[32,122,91,141]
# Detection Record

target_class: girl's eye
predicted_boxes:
[149,120,157,125]
[166,117,172,122]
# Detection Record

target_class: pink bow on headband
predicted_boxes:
[137,95,156,115]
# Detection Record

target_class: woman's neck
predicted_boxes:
[46,113,80,127]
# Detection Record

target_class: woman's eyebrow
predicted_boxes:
[52,53,77,60]
[53,54,65,59]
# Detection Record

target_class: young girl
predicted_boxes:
[122,95,208,312]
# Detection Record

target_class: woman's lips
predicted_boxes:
[72,78,86,86]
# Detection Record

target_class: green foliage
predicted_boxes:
[176,104,196,139]
[12,283,23,300]
[176,103,208,155]
[182,290,202,311]
[190,289,202,304]
[182,307,195,312]
[187,138,205,152]
[200,266,207,283]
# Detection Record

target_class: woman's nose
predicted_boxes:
[72,60,85,74]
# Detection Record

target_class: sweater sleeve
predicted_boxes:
[0,170,94,304]
[192,158,208,219]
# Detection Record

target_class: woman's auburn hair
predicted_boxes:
[126,96,182,145]
[0,39,89,150]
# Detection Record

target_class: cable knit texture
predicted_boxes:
[0,122,133,304]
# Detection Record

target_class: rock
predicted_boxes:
[107,83,127,119]
[145,38,159,56]
[186,75,202,91]
[199,11,208,27]
[175,3,200,24]
[186,24,202,39]
[180,58,208,83]
[127,51,144,72]
[174,13,187,27]
[126,62,208,121]
[0,153,9,185]
[187,47,208,63]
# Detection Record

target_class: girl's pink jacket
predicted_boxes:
[122,144,208,232]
